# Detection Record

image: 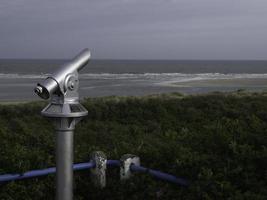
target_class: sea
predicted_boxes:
[0,59,267,102]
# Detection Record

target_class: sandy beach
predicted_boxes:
[164,78,267,92]
[172,78,267,87]
[1,76,267,102]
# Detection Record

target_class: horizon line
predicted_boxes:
[0,58,267,61]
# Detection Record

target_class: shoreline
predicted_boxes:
[1,90,267,105]
[0,77,267,104]
[170,78,267,87]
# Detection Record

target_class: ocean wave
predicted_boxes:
[0,73,47,79]
[80,73,267,83]
[1,73,267,82]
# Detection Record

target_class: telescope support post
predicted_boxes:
[35,49,90,200]
[55,118,75,200]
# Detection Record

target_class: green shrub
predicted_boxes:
[0,93,267,199]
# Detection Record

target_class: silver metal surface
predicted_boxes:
[52,49,90,88]
[41,103,88,118]
[34,48,91,99]
[35,49,90,200]
[56,127,74,200]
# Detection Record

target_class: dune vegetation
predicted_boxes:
[0,92,267,199]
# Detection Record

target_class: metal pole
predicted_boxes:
[34,49,91,200]
[55,119,74,200]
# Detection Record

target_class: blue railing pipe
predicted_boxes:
[0,160,189,187]
[0,167,56,182]
[130,164,189,187]
[0,162,95,183]
[107,160,121,167]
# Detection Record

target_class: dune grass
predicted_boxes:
[0,92,267,199]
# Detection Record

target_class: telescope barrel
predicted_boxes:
[52,48,91,83]
[69,48,91,72]
[34,49,91,99]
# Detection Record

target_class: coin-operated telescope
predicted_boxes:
[34,49,91,200]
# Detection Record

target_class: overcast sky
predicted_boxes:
[0,0,267,59]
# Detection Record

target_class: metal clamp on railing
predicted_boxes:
[120,154,140,180]
[90,151,107,188]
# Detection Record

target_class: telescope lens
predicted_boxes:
[34,85,50,99]
[34,86,43,94]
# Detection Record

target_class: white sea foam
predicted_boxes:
[80,73,267,83]
[0,73,47,79]
[1,73,267,82]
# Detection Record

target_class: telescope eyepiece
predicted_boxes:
[34,84,50,100]
[34,86,43,94]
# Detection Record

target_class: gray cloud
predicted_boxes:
[0,0,266,59]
